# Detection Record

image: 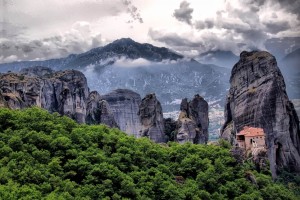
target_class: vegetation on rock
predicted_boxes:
[0,107,298,199]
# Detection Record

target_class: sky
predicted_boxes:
[0,0,299,63]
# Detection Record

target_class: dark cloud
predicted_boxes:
[245,0,266,6]
[226,6,260,27]
[276,0,300,19]
[235,29,268,49]
[148,29,203,48]
[195,19,214,29]
[263,21,291,34]
[173,1,194,25]
[190,0,298,54]
[0,22,26,39]
[149,25,269,58]
[243,0,267,12]
[122,0,143,23]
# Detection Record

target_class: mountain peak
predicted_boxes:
[112,38,136,45]
[96,38,183,62]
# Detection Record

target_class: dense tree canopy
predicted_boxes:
[0,107,298,199]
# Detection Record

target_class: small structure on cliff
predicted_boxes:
[221,51,300,178]
[236,126,266,152]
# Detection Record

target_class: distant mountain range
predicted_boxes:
[0,37,298,100]
[0,38,183,71]
[0,38,230,111]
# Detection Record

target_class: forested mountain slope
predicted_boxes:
[0,107,298,199]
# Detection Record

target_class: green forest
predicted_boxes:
[0,107,298,199]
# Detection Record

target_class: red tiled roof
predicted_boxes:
[237,126,265,137]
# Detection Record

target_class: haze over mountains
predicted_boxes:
[0,38,230,108]
[0,37,299,98]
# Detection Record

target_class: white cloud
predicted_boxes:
[0,0,299,63]
[2,55,18,63]
[0,21,103,63]
[114,57,152,67]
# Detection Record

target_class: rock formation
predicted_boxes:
[138,93,165,143]
[177,95,209,144]
[86,91,118,128]
[102,89,142,137]
[221,51,300,178]
[0,68,89,123]
[0,66,118,127]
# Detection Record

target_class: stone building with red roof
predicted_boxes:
[236,126,266,152]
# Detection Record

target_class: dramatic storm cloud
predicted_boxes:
[173,1,194,25]
[0,0,299,63]
[150,0,300,55]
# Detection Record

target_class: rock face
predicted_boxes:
[0,68,89,123]
[102,89,142,137]
[0,66,118,128]
[221,51,300,177]
[138,93,165,143]
[177,95,209,144]
[86,91,118,128]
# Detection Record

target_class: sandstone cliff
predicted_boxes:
[221,51,300,178]
[102,89,142,137]
[177,95,209,144]
[138,93,165,143]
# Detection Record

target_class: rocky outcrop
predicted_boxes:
[138,93,165,143]
[86,91,118,128]
[0,68,89,123]
[0,66,117,127]
[102,89,142,137]
[177,95,209,144]
[221,51,300,178]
